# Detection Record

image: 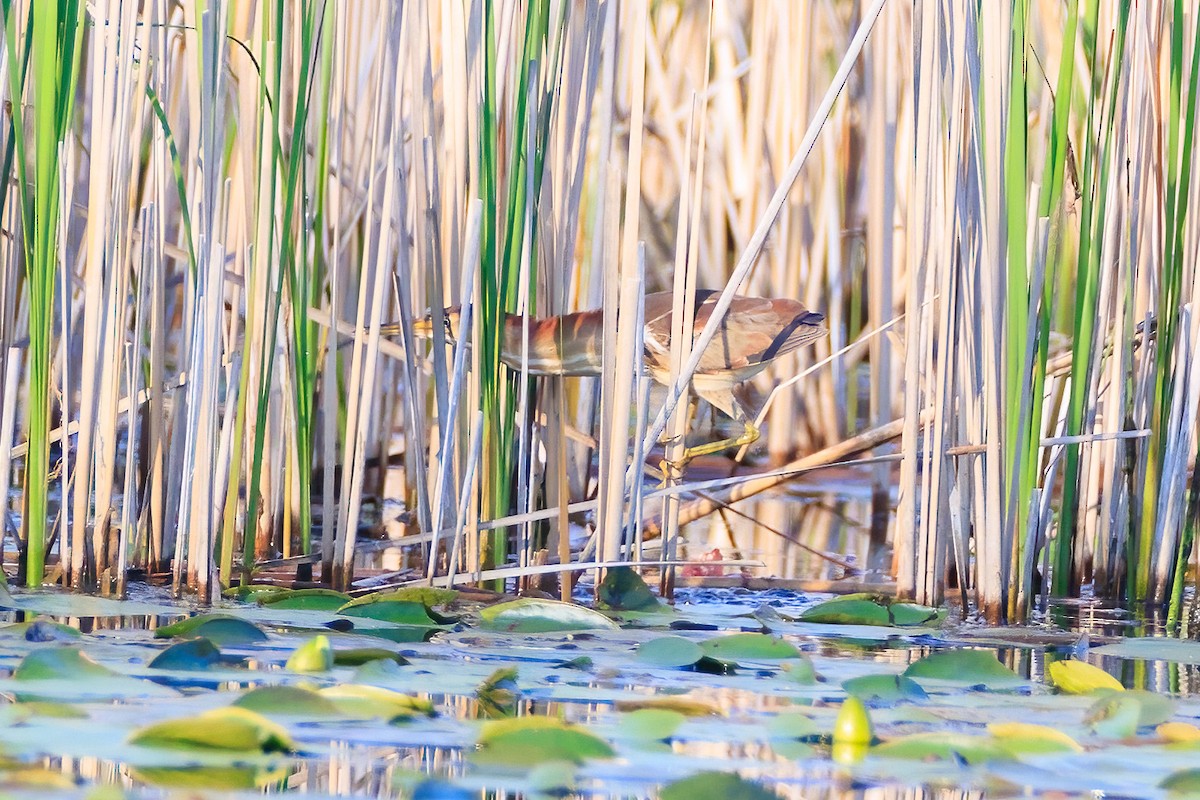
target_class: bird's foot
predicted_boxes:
[656,457,689,486]
[677,422,761,461]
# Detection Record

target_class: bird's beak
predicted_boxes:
[412,317,435,337]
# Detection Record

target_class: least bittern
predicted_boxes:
[414,289,827,463]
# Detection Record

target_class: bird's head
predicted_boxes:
[413,306,466,344]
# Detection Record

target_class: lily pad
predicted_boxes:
[617,708,686,741]
[842,673,928,702]
[478,598,618,633]
[147,638,223,671]
[660,771,780,800]
[234,685,343,717]
[598,567,663,611]
[256,588,351,611]
[902,650,1023,687]
[154,615,268,646]
[637,636,705,668]
[285,634,334,673]
[318,684,434,720]
[474,717,615,766]
[129,707,294,753]
[14,647,118,681]
[699,633,801,660]
[1048,659,1124,694]
[872,732,1010,764]
[800,594,944,627]
[987,722,1083,755]
[336,599,441,626]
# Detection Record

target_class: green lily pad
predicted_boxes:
[1087,689,1174,728]
[799,594,944,627]
[256,588,351,611]
[476,667,519,719]
[318,684,434,719]
[842,673,928,702]
[336,599,440,626]
[902,650,1023,687]
[342,587,459,609]
[986,722,1083,755]
[617,708,686,741]
[154,615,268,646]
[131,764,291,791]
[129,707,294,753]
[147,638,223,671]
[766,711,819,740]
[285,634,333,673]
[598,567,663,611]
[478,598,618,633]
[332,648,409,667]
[699,633,801,660]
[1162,769,1200,794]
[14,647,118,680]
[233,685,344,717]
[1087,694,1143,738]
[871,732,1011,764]
[637,636,704,668]
[474,716,615,766]
[660,771,780,800]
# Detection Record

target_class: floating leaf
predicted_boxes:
[800,594,944,627]
[778,657,818,684]
[617,708,686,741]
[1161,769,1200,794]
[333,648,408,667]
[340,588,458,611]
[478,598,617,633]
[699,633,801,661]
[1047,659,1124,694]
[1159,722,1200,744]
[660,771,780,800]
[637,636,704,668]
[872,733,1010,764]
[766,711,819,740]
[598,567,663,611]
[129,707,294,753]
[0,618,80,641]
[476,667,519,719]
[1093,637,1200,665]
[14,647,117,680]
[337,599,440,626]
[615,697,723,716]
[474,716,614,766]
[154,615,268,646]
[1087,694,1142,739]
[902,650,1022,687]
[286,634,333,673]
[319,684,434,720]
[257,589,351,611]
[234,685,343,717]
[147,638,223,671]
[832,697,873,745]
[1087,689,1173,727]
[987,722,1083,755]
[842,674,928,702]
[131,764,290,791]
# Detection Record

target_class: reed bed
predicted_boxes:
[0,0,1195,626]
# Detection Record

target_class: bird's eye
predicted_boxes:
[444,316,454,337]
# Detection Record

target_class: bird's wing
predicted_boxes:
[692,295,826,372]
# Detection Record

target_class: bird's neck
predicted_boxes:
[499,311,603,376]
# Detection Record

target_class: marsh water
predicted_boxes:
[0,574,1195,799]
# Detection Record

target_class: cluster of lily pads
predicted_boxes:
[0,573,1195,797]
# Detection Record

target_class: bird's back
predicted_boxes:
[642,290,826,376]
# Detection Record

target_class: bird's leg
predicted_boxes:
[678,420,761,462]
[656,398,698,481]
